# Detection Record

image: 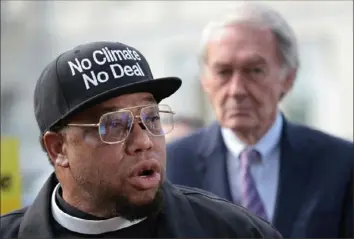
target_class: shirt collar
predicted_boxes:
[55,184,108,220]
[221,112,283,160]
[51,183,145,235]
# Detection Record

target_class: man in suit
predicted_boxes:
[166,3,353,238]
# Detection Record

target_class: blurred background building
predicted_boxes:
[1,0,353,207]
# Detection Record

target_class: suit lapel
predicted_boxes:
[272,120,316,236]
[196,123,233,202]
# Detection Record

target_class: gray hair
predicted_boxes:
[199,3,299,71]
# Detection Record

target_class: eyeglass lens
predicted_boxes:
[98,105,174,143]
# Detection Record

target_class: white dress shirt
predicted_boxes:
[221,112,283,221]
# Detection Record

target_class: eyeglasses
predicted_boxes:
[67,104,175,144]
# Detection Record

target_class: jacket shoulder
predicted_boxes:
[167,125,211,150]
[292,123,353,163]
[166,122,220,164]
[166,125,219,186]
[0,207,27,238]
[292,123,353,149]
[176,185,282,238]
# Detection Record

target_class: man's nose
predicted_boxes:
[228,71,247,97]
[125,121,153,155]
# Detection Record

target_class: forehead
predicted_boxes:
[206,23,279,66]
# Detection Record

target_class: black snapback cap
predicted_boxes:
[34,41,182,134]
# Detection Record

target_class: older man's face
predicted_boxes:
[57,92,167,219]
[201,23,294,133]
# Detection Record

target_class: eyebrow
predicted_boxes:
[244,56,267,65]
[213,63,231,69]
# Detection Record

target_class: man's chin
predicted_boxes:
[115,186,164,221]
[129,187,160,206]
[226,118,256,130]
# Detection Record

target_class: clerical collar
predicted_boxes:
[51,183,145,235]
[55,185,107,220]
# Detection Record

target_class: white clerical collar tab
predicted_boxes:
[51,183,145,235]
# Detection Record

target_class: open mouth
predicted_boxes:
[129,161,161,190]
[138,169,155,177]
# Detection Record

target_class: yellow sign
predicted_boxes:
[1,137,22,215]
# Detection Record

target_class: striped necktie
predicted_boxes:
[240,148,268,221]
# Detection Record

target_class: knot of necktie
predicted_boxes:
[240,148,261,167]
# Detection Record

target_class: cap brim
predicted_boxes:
[50,77,182,129]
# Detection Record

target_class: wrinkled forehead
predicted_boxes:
[206,23,278,66]
[71,92,156,121]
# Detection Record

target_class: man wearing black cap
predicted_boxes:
[0,41,282,238]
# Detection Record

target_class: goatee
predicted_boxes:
[114,187,164,221]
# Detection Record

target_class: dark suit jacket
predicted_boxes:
[166,118,354,238]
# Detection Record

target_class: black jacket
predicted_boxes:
[0,173,282,238]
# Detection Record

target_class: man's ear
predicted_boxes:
[43,131,69,168]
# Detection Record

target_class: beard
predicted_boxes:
[64,173,165,221]
[111,186,164,221]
